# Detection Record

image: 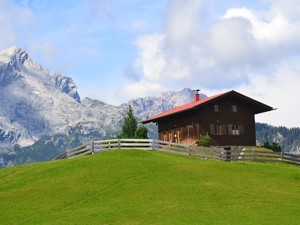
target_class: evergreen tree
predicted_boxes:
[263,141,281,152]
[120,105,137,138]
[135,126,148,139]
[263,141,272,149]
[272,142,282,152]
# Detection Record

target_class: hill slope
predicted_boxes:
[0,150,299,225]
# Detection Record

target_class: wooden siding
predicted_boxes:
[157,95,257,146]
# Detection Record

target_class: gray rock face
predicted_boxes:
[125,88,207,120]
[0,46,80,101]
[0,46,84,147]
[0,46,201,150]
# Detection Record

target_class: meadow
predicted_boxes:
[0,150,299,225]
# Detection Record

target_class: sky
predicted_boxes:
[1,0,300,128]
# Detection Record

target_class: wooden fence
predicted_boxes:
[53,144,91,160]
[53,139,300,166]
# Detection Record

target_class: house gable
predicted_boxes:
[142,90,274,146]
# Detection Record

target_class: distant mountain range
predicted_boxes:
[0,46,299,167]
[256,123,300,154]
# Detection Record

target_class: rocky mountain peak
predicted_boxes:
[0,46,80,102]
[0,47,208,153]
[0,46,27,60]
[0,46,30,69]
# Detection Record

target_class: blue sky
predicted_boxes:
[1,0,300,127]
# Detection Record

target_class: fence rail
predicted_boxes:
[53,144,91,160]
[53,139,300,166]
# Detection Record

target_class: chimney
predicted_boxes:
[194,89,200,102]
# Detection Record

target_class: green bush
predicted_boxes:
[263,141,282,152]
[197,134,211,147]
[272,142,282,152]
[134,126,148,139]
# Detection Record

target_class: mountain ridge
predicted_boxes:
[0,46,299,167]
[0,46,200,149]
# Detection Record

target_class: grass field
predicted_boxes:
[0,150,299,225]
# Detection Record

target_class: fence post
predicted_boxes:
[90,141,95,154]
[118,139,121,149]
[280,152,284,161]
[151,139,155,150]
[187,146,191,156]
[224,147,231,161]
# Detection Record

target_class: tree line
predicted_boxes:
[256,123,300,152]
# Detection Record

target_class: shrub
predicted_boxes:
[135,126,148,139]
[272,142,282,152]
[263,141,282,152]
[197,134,212,147]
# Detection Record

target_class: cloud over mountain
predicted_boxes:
[120,0,300,127]
[0,0,299,128]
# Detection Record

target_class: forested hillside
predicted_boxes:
[256,123,300,154]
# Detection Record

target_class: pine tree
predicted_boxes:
[120,105,137,138]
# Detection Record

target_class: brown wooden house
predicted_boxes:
[142,90,274,146]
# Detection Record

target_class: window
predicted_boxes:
[232,125,239,135]
[228,124,244,135]
[232,105,237,112]
[210,124,226,135]
[214,104,219,112]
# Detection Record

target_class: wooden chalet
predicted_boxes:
[142,90,274,146]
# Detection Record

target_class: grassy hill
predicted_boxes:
[0,150,299,225]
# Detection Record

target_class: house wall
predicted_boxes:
[157,95,256,146]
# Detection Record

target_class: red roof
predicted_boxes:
[142,91,229,123]
[142,90,274,124]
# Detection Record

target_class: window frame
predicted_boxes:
[214,104,219,112]
[228,124,244,135]
[210,124,226,135]
[232,105,237,112]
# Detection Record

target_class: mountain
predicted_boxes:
[0,87,200,167]
[0,46,201,166]
[0,46,125,148]
[0,46,299,167]
[256,123,300,155]
[0,46,80,146]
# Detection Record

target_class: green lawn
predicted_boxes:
[0,150,299,225]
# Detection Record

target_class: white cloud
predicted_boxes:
[134,34,166,81]
[208,17,255,66]
[121,0,300,127]
[0,0,34,49]
[28,42,59,66]
[120,80,165,101]
[267,0,300,20]
[1,0,299,128]
[237,62,300,128]
[164,0,204,48]
[223,7,300,56]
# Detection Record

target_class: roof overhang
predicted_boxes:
[142,90,274,124]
